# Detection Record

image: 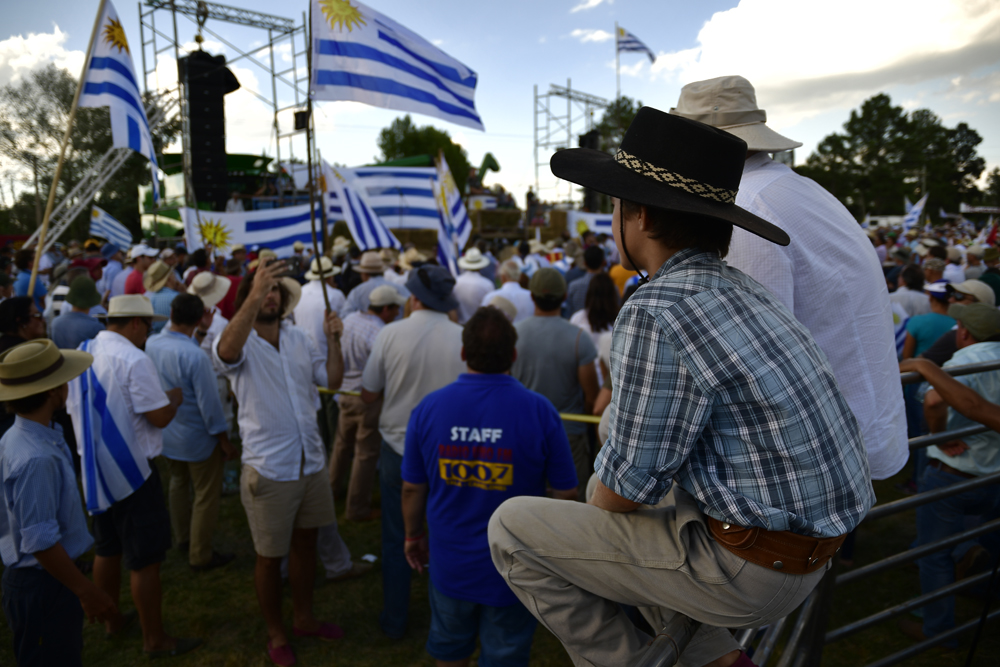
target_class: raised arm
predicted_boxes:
[217,259,284,363]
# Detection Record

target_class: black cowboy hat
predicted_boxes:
[550,106,789,246]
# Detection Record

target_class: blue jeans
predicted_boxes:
[379,441,411,638]
[916,463,1000,642]
[2,566,84,667]
[426,582,537,666]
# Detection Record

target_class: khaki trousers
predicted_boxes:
[488,482,825,667]
[329,394,383,521]
[167,446,225,567]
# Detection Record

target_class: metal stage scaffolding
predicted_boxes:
[533,80,609,204]
[138,0,311,207]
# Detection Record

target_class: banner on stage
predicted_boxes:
[567,211,613,237]
[181,204,326,258]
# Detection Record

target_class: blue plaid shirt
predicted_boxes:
[597,249,874,538]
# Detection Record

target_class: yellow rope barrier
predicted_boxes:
[316,387,602,424]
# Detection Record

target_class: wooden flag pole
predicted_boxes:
[28,0,109,297]
[303,6,333,319]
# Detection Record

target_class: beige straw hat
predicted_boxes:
[305,256,342,281]
[143,260,173,293]
[105,294,168,320]
[356,251,387,274]
[0,339,93,401]
[187,272,232,310]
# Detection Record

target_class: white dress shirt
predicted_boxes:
[889,286,931,318]
[293,280,346,359]
[725,153,908,480]
[453,271,495,323]
[480,282,535,323]
[212,322,329,481]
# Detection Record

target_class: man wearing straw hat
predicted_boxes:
[668,75,907,482]
[213,258,354,663]
[144,260,185,334]
[489,108,874,667]
[342,251,410,318]
[453,247,495,324]
[0,339,116,666]
[66,295,199,658]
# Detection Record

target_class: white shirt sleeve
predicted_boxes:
[361,328,388,393]
[211,333,246,376]
[127,356,171,414]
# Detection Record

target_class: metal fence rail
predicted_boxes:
[722,358,1000,667]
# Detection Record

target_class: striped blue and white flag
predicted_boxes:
[78,1,159,202]
[322,165,440,229]
[434,151,471,275]
[323,162,402,251]
[902,193,928,233]
[180,203,328,258]
[90,205,132,249]
[617,26,656,63]
[69,337,153,514]
[904,196,913,214]
[310,0,484,131]
[568,210,613,236]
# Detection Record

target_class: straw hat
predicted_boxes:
[487,295,517,322]
[305,256,342,281]
[356,251,387,274]
[397,247,427,271]
[669,76,803,153]
[277,277,302,318]
[331,236,351,258]
[187,272,232,310]
[143,260,173,293]
[458,247,490,271]
[105,294,167,320]
[0,339,93,401]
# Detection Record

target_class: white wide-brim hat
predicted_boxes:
[104,294,167,320]
[457,247,490,271]
[305,256,342,281]
[278,277,302,318]
[187,272,232,310]
[670,75,802,153]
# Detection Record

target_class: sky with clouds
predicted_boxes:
[3,0,1000,211]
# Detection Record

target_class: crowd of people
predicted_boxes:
[1,73,999,667]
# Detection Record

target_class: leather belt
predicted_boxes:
[927,458,976,479]
[707,517,846,575]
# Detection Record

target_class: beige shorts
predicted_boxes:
[240,466,337,558]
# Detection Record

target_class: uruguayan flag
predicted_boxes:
[904,196,913,214]
[322,165,440,229]
[78,0,159,201]
[68,338,152,514]
[435,151,472,258]
[90,206,133,249]
[902,193,928,233]
[617,27,656,63]
[311,0,484,130]
[181,204,328,258]
[568,210,613,236]
[323,162,402,251]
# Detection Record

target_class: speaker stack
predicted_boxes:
[178,51,240,211]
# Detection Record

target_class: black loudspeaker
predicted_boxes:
[578,130,601,212]
[178,51,240,211]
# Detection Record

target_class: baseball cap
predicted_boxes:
[947,280,996,306]
[948,303,1000,342]
[369,285,407,308]
[529,268,567,298]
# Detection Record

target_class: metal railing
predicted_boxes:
[732,358,1000,667]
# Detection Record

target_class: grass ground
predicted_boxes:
[0,461,997,665]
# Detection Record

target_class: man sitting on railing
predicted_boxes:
[900,303,1000,646]
[488,108,875,667]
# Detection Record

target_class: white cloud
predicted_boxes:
[570,0,612,13]
[0,26,84,88]
[571,29,614,44]
[648,0,1000,128]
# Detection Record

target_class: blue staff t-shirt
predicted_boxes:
[402,373,577,607]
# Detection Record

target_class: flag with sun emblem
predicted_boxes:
[310,0,484,131]
[180,203,328,258]
[433,150,471,276]
[79,0,160,201]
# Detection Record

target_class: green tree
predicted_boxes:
[376,115,470,193]
[0,64,179,238]
[983,167,1000,208]
[594,95,641,152]
[796,93,985,220]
